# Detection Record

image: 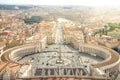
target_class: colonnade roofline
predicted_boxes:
[79,44,119,70]
[1,42,119,70]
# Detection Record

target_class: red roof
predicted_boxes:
[2,32,8,35]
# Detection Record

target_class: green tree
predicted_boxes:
[24,16,43,24]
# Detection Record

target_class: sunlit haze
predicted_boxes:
[1,0,120,6]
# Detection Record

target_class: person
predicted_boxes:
[46,63,48,66]
[38,59,39,62]
[31,57,34,60]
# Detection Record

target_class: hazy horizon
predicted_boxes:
[1,0,120,7]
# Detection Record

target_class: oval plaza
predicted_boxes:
[0,19,120,80]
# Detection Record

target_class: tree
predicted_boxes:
[24,16,43,24]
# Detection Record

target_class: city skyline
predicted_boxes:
[1,0,120,6]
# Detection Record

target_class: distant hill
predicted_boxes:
[0,4,32,10]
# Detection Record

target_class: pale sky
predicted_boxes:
[0,0,120,6]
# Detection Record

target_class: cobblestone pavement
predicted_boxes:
[17,44,105,76]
